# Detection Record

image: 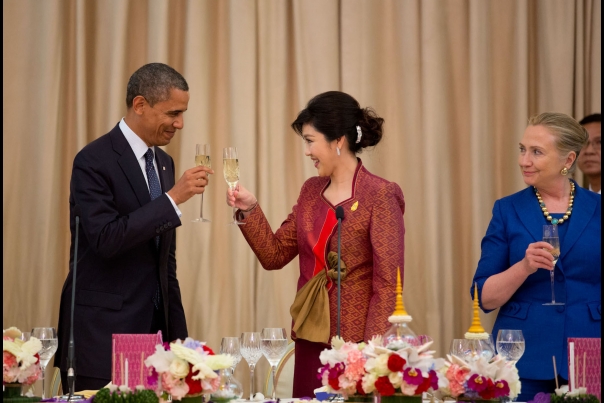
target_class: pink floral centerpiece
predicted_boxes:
[3,327,43,386]
[144,337,233,402]
[435,354,521,401]
[318,335,446,400]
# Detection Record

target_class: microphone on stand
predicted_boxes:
[63,205,85,402]
[335,206,345,338]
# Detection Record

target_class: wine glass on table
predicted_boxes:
[220,337,242,375]
[223,147,244,225]
[240,332,262,400]
[192,144,211,223]
[496,329,525,365]
[260,328,288,401]
[31,327,58,399]
[542,225,563,306]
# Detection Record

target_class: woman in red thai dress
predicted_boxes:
[227,91,405,397]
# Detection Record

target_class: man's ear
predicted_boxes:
[131,95,147,115]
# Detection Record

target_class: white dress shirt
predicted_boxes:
[119,118,182,217]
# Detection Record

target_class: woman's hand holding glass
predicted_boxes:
[521,241,556,274]
[226,184,258,219]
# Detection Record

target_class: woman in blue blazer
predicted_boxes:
[472,112,601,401]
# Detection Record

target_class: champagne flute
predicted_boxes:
[240,332,262,400]
[496,329,525,364]
[192,144,211,222]
[220,337,242,375]
[542,225,564,306]
[223,147,244,225]
[260,328,288,400]
[31,327,58,399]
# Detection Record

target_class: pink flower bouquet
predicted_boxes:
[318,336,446,398]
[435,354,521,400]
[144,337,233,402]
[3,327,43,386]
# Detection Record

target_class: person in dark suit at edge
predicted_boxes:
[55,63,213,392]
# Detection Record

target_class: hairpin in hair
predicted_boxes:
[356,126,362,143]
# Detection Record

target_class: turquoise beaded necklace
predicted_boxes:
[533,179,575,225]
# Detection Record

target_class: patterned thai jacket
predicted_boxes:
[239,159,406,344]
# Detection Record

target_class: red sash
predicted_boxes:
[311,208,338,290]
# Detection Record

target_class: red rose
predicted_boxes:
[184,364,203,395]
[202,345,215,355]
[356,379,366,395]
[387,354,406,372]
[375,376,396,396]
[329,377,340,391]
[414,374,432,394]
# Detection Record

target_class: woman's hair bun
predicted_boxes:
[352,107,384,153]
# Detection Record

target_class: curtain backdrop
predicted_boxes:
[3,0,600,396]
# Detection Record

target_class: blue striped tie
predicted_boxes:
[145,148,162,309]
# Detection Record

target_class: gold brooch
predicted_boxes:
[351,201,358,211]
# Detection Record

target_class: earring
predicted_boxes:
[336,147,341,156]
[561,167,569,176]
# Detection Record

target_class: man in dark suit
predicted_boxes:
[55,63,213,392]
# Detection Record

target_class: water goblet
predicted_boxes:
[220,337,242,375]
[240,332,262,400]
[192,143,211,223]
[496,329,525,364]
[260,328,288,400]
[31,327,58,399]
[543,225,563,305]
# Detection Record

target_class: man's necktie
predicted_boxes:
[145,148,162,309]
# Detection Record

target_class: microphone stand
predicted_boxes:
[336,207,343,338]
[61,208,85,402]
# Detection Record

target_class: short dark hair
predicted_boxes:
[126,63,189,108]
[291,91,384,154]
[579,113,601,125]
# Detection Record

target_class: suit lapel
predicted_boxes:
[110,127,151,207]
[513,186,544,243]
[561,183,597,257]
[155,149,173,193]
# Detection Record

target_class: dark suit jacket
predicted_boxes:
[55,123,188,379]
[473,181,601,380]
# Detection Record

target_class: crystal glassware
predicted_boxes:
[240,332,262,400]
[223,147,244,225]
[496,329,525,363]
[192,143,211,223]
[454,336,495,363]
[220,337,242,375]
[31,327,58,399]
[543,225,563,305]
[260,328,288,400]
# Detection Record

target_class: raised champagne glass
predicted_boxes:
[192,144,211,222]
[542,225,563,306]
[31,327,58,399]
[240,332,262,400]
[260,328,288,400]
[223,147,244,225]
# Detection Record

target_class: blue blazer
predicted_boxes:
[472,182,601,380]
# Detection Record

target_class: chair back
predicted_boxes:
[264,341,296,398]
[50,367,62,397]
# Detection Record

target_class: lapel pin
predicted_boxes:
[162,166,166,170]
[351,201,359,211]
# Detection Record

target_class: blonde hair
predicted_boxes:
[527,112,589,174]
